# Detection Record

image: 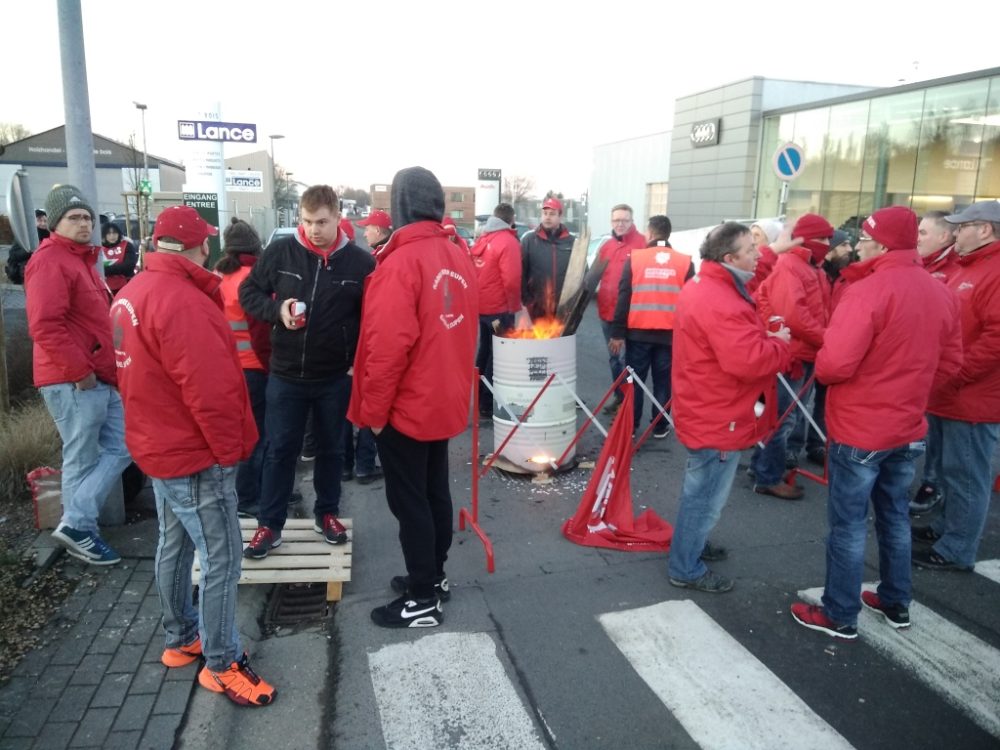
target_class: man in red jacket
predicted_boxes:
[25,184,132,566]
[111,206,276,706]
[909,210,959,515]
[349,167,478,627]
[790,206,961,640]
[668,222,791,593]
[750,213,834,499]
[596,204,647,413]
[470,202,521,418]
[913,200,1000,571]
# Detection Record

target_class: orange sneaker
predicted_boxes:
[198,653,276,706]
[161,637,202,668]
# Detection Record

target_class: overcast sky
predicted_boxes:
[6,0,999,198]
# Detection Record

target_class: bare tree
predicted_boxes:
[0,122,30,147]
[502,176,534,205]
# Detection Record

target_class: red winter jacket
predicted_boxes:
[923,245,959,284]
[755,247,829,365]
[672,262,791,451]
[24,234,117,388]
[596,225,646,321]
[348,221,478,440]
[817,250,962,450]
[927,239,1000,423]
[469,224,522,315]
[747,244,778,295]
[111,253,258,478]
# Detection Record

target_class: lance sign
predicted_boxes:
[177,120,258,143]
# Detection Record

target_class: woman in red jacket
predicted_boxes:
[215,219,272,518]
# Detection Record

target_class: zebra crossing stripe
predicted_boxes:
[599,600,855,749]
[368,632,547,750]
[974,559,1000,585]
[799,585,1000,739]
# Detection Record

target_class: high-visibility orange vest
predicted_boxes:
[218,266,264,371]
[626,245,691,330]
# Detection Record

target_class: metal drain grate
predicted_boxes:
[265,582,330,625]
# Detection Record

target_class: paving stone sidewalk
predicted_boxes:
[0,557,196,750]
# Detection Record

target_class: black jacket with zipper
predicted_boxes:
[239,233,375,380]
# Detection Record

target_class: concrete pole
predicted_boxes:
[57,0,126,526]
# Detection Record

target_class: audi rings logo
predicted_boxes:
[690,119,720,147]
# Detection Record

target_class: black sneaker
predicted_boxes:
[236,504,259,519]
[355,469,383,485]
[289,491,303,506]
[911,525,942,545]
[668,571,734,593]
[909,482,943,515]
[911,547,973,572]
[371,594,443,628]
[390,574,451,602]
[861,591,910,629]
[700,542,728,562]
[652,422,670,439]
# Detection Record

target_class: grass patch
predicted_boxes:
[0,399,60,507]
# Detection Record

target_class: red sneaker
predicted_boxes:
[243,527,281,560]
[790,602,857,640]
[314,514,348,545]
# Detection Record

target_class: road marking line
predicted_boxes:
[800,585,1000,738]
[368,632,547,750]
[599,600,855,750]
[975,559,1000,585]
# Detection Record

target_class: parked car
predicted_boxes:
[454,226,474,247]
[266,226,297,247]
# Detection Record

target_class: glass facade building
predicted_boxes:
[755,70,1000,233]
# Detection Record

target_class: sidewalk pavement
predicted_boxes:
[0,463,330,750]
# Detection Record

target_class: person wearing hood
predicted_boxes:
[746,218,783,294]
[101,222,138,292]
[215,219,272,518]
[520,196,575,320]
[239,185,375,559]
[469,202,521,417]
[24,184,133,566]
[348,166,478,628]
[668,222,791,593]
[790,206,961,640]
[750,213,834,498]
[595,204,648,413]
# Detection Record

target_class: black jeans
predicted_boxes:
[476,313,514,415]
[375,425,452,599]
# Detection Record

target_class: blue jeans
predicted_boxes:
[787,380,825,455]
[668,448,741,581]
[600,319,626,397]
[750,369,807,486]
[625,340,671,427]
[477,313,514,414]
[919,413,945,488]
[236,369,267,510]
[39,382,132,533]
[822,440,924,626]
[930,417,1000,567]
[152,465,242,672]
[259,373,350,531]
[342,421,378,476]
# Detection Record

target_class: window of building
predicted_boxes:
[450,210,464,219]
[646,182,668,217]
[450,192,465,202]
[975,76,1000,200]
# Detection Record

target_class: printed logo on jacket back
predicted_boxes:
[110,298,139,368]
[433,267,469,330]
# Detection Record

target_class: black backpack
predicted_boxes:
[4,243,32,285]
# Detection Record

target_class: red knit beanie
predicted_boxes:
[792,213,834,241]
[862,206,917,251]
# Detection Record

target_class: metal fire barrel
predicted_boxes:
[492,334,577,471]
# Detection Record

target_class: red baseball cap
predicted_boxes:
[357,209,392,230]
[153,206,218,251]
[542,197,563,213]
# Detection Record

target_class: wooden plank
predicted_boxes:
[192,517,353,597]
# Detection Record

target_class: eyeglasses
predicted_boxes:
[857,234,875,242]
[62,214,94,224]
[612,219,632,224]
[957,221,986,231]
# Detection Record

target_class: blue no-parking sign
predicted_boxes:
[772,142,805,182]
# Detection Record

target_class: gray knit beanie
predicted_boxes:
[45,184,96,231]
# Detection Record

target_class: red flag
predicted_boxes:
[562,381,672,551]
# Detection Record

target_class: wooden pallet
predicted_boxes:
[193,518,352,601]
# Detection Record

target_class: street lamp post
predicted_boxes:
[268,133,284,227]
[133,101,149,251]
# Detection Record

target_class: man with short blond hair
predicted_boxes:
[240,185,375,558]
